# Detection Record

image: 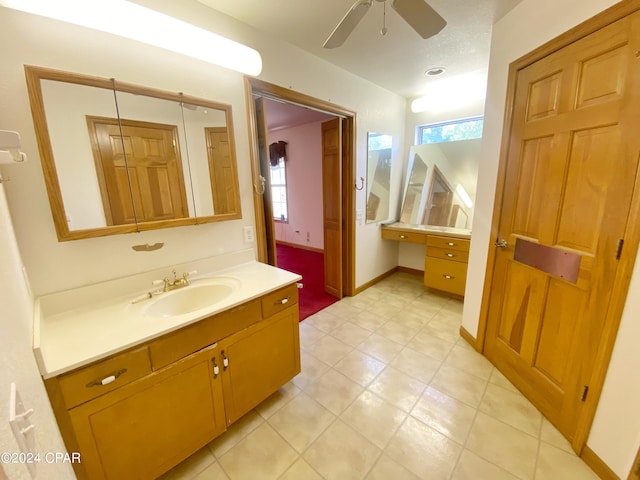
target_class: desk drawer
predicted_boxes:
[424,258,468,296]
[426,246,469,263]
[426,235,470,252]
[381,229,426,244]
[262,283,298,319]
[58,346,151,408]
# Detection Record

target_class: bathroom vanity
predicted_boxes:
[34,255,301,480]
[382,222,471,296]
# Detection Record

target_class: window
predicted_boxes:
[270,158,288,222]
[417,116,484,144]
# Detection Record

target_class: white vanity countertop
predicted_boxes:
[34,259,301,379]
[382,222,472,239]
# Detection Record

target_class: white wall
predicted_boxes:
[462,0,640,476]
[268,121,325,250]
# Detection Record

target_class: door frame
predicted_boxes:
[244,77,356,296]
[476,0,640,453]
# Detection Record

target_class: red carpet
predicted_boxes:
[276,243,338,321]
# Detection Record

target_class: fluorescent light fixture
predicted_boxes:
[411,72,487,113]
[1,0,262,76]
[455,184,473,209]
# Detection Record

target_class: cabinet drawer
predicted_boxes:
[424,257,468,296]
[426,246,469,263]
[261,283,298,318]
[426,235,470,252]
[149,300,261,370]
[381,228,426,244]
[58,346,151,408]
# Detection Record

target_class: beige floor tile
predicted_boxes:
[385,416,462,480]
[330,322,373,347]
[254,381,301,420]
[278,458,323,480]
[466,412,538,480]
[421,318,461,343]
[208,410,264,458]
[304,310,345,333]
[389,346,442,384]
[430,363,488,408]
[410,386,477,444]
[445,344,494,381]
[365,453,421,480]
[305,335,353,366]
[367,366,426,412]
[333,349,386,386]
[192,461,229,480]
[325,300,360,318]
[369,301,407,320]
[540,417,573,453]
[340,390,407,449]
[350,310,387,332]
[488,367,520,394]
[304,419,381,479]
[298,322,326,349]
[442,298,464,315]
[375,319,420,345]
[217,423,298,480]
[479,383,542,437]
[292,351,331,390]
[158,446,216,480]
[407,330,455,361]
[303,368,363,415]
[404,301,442,319]
[267,392,335,453]
[535,442,599,480]
[451,449,519,480]
[356,332,403,364]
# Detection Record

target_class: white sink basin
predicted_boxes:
[144,278,240,318]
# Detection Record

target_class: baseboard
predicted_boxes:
[397,266,424,277]
[581,446,619,480]
[353,267,399,295]
[459,326,481,352]
[276,240,323,254]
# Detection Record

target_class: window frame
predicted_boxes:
[269,157,288,223]
[416,115,484,145]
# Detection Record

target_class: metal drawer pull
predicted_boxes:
[222,351,229,370]
[442,274,456,280]
[212,358,219,378]
[275,296,290,305]
[86,369,127,388]
[446,253,455,257]
[447,242,456,246]
[399,235,408,239]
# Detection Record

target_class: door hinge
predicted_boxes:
[616,239,624,260]
[581,385,589,402]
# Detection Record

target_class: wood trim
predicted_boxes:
[397,266,423,277]
[459,326,480,352]
[353,267,399,294]
[581,446,619,480]
[275,240,323,254]
[244,77,357,296]
[477,0,640,455]
[628,446,640,480]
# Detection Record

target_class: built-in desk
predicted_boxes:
[382,223,472,296]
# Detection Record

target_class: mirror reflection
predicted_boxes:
[400,139,480,229]
[26,66,241,241]
[366,132,392,223]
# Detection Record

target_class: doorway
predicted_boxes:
[245,77,356,305]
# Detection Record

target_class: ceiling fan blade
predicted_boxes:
[391,0,446,39]
[323,0,373,49]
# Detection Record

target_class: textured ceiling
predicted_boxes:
[197,0,524,99]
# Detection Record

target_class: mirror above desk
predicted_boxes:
[25,66,241,241]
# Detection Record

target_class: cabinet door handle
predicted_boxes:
[86,369,127,388]
[274,296,290,305]
[442,274,456,280]
[446,253,455,257]
[212,358,219,378]
[222,351,229,370]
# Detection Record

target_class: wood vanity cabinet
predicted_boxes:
[424,235,470,296]
[44,284,300,480]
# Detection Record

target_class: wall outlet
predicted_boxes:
[306,232,310,243]
[243,226,255,243]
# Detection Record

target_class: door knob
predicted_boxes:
[495,239,508,248]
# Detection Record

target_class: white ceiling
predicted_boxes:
[197,0,524,99]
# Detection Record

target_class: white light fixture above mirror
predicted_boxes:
[0,0,263,76]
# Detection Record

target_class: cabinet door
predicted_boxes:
[219,306,301,424]
[68,344,226,480]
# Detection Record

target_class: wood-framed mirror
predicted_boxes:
[24,65,242,241]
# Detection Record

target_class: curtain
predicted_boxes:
[269,141,287,166]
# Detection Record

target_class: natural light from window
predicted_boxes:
[417,116,484,145]
[270,158,288,222]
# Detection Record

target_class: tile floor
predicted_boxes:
[159,272,600,480]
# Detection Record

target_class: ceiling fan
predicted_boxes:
[323,0,446,48]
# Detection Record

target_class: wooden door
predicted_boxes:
[629,447,640,480]
[205,127,238,215]
[88,117,188,225]
[69,344,226,480]
[484,12,640,447]
[219,307,300,424]
[255,98,277,265]
[322,118,343,298]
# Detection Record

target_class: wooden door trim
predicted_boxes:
[477,0,640,453]
[244,77,356,296]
